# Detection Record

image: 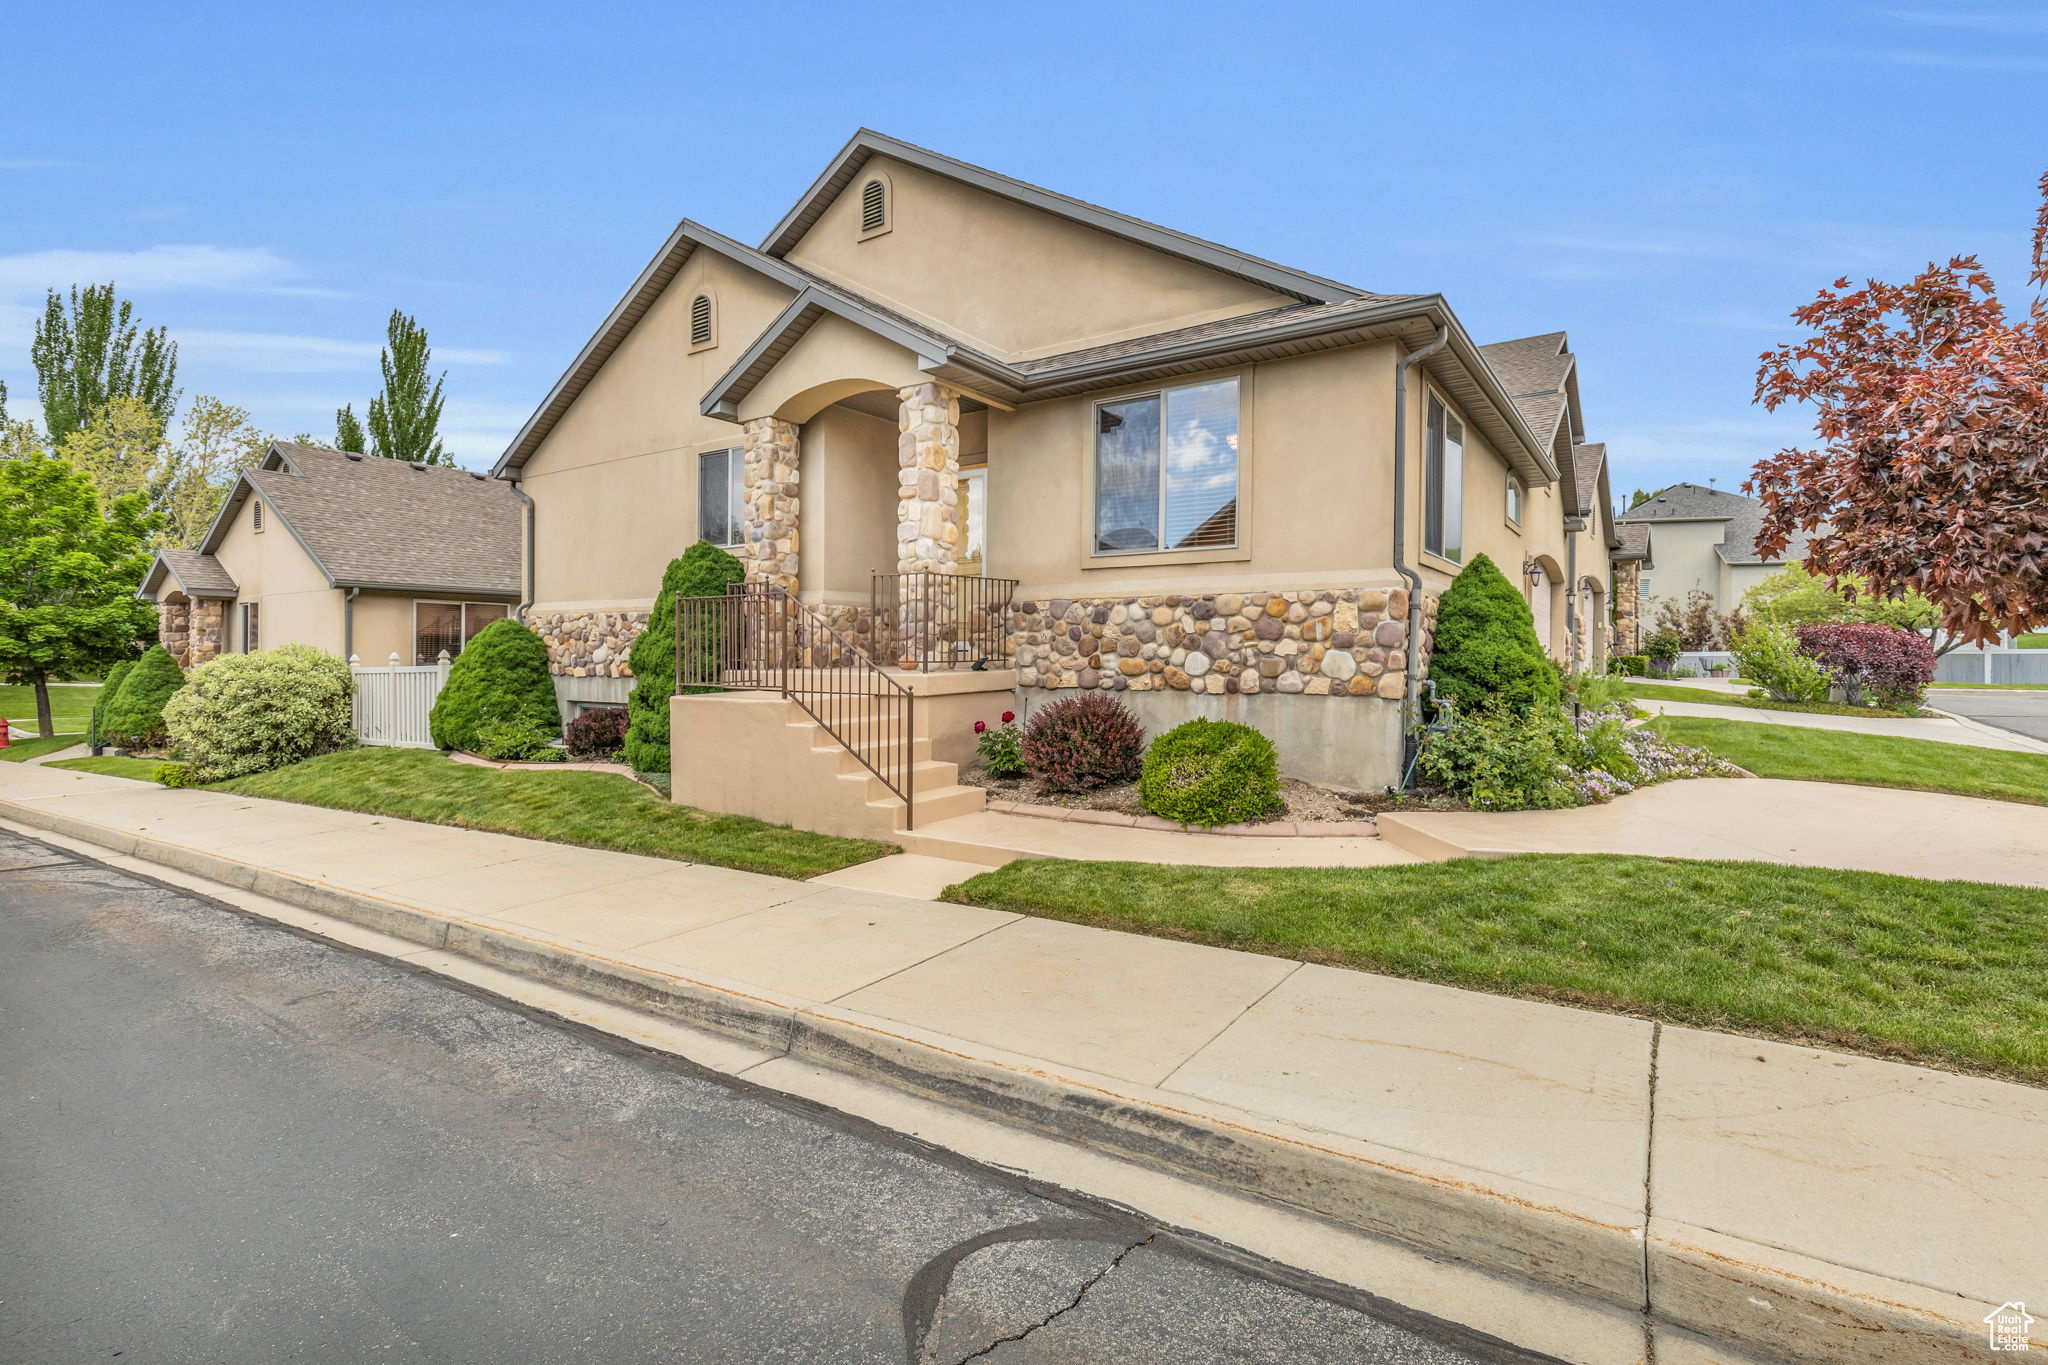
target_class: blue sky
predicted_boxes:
[5,1,2044,498]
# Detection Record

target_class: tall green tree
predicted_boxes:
[0,451,161,738]
[31,283,181,443]
[335,402,367,453]
[365,310,448,465]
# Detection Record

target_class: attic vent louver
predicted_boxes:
[345,452,364,461]
[860,178,887,233]
[410,462,428,471]
[690,294,713,346]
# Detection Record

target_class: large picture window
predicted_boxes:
[1424,393,1465,563]
[415,601,509,665]
[1094,378,1239,554]
[698,448,745,547]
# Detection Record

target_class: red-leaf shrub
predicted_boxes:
[1794,623,1934,710]
[565,705,629,759]
[1019,693,1146,790]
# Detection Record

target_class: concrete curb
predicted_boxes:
[0,790,2005,1365]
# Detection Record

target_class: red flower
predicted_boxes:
[974,720,987,733]
[1001,711,1015,723]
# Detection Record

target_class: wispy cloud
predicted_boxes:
[1860,49,2048,71]
[438,398,533,468]
[1872,6,2048,36]
[1601,416,1818,489]
[1531,217,2008,275]
[0,157,81,171]
[0,245,301,297]
[180,330,507,373]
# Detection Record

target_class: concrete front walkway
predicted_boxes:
[1380,775,2048,887]
[1637,695,2048,752]
[0,759,2038,1365]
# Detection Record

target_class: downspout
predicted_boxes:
[1392,324,1450,774]
[343,587,360,659]
[1565,522,1580,671]
[508,476,536,622]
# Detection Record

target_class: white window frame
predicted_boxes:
[411,600,510,665]
[1506,475,1524,528]
[240,601,259,653]
[1423,389,1466,565]
[697,447,745,548]
[1090,377,1241,557]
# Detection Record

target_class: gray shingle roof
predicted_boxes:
[156,548,237,596]
[1477,332,1571,396]
[228,444,523,595]
[1617,482,1750,522]
[1714,501,1809,565]
[1613,522,1652,563]
[1013,297,1418,375]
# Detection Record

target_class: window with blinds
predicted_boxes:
[1424,393,1465,563]
[1093,378,1238,554]
[698,448,745,547]
[414,602,508,665]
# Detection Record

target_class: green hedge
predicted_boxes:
[161,644,356,783]
[1427,552,1559,713]
[624,541,745,775]
[428,619,561,752]
[1137,719,1282,827]
[101,645,185,748]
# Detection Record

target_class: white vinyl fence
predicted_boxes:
[1935,648,2048,685]
[351,652,451,749]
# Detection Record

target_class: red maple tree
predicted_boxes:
[1749,171,2048,644]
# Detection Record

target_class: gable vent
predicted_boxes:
[860,178,887,233]
[690,294,713,346]
[252,499,264,531]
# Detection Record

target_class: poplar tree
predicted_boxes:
[365,310,448,465]
[31,283,180,443]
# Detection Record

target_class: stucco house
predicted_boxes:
[1617,482,1805,624]
[139,442,524,670]
[494,130,1628,827]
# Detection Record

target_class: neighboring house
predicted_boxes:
[139,442,524,670]
[494,129,1628,804]
[1617,482,1806,622]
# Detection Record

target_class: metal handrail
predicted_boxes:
[674,582,919,826]
[871,570,1019,671]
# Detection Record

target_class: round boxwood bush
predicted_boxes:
[624,540,745,775]
[428,618,561,753]
[101,644,185,748]
[161,644,355,783]
[1137,719,1282,826]
[1019,692,1146,790]
[1427,552,1560,714]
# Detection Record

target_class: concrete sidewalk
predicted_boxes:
[0,760,2039,1365]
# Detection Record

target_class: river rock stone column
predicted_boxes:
[1612,560,1641,655]
[189,599,225,666]
[896,382,962,663]
[740,416,801,592]
[156,600,191,668]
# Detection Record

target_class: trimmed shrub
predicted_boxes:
[1643,631,1681,673]
[1730,621,1832,705]
[160,644,355,783]
[1019,692,1145,790]
[428,619,561,752]
[1795,622,1934,710]
[474,714,565,761]
[1608,654,1648,677]
[624,541,746,775]
[1138,719,1282,826]
[153,761,195,789]
[1426,553,1560,714]
[102,645,185,748]
[99,658,137,712]
[565,706,630,760]
[1419,703,1579,811]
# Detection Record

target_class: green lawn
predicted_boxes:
[44,754,160,781]
[1650,715,2048,807]
[2016,634,2048,649]
[0,734,85,763]
[1623,681,1918,719]
[0,683,102,733]
[210,747,891,879]
[945,854,2048,1083]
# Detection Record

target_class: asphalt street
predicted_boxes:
[1929,687,2048,743]
[0,828,1533,1365]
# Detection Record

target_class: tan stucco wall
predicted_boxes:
[520,249,799,610]
[1633,519,1732,615]
[797,402,899,602]
[210,491,344,654]
[782,154,1297,362]
[347,590,521,665]
[735,314,923,425]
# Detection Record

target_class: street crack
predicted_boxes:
[941,1234,1153,1364]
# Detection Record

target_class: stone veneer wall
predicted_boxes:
[1612,561,1642,656]
[189,599,224,667]
[741,416,802,590]
[157,601,191,668]
[529,609,650,678]
[1013,588,1437,702]
[896,382,961,575]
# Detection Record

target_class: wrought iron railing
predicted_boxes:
[674,582,918,824]
[871,570,1019,672]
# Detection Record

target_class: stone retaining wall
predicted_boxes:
[1013,588,1437,701]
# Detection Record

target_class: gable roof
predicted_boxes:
[760,130,1365,305]
[1612,522,1652,564]
[1713,500,1810,565]
[1478,331,1582,452]
[137,548,237,600]
[1618,481,1750,522]
[204,443,523,596]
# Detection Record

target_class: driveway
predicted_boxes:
[1929,688,2048,744]
[0,830,1501,1365]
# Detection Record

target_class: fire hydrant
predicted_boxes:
[0,715,10,749]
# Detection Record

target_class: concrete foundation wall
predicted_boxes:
[551,673,634,724]
[1024,685,1405,792]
